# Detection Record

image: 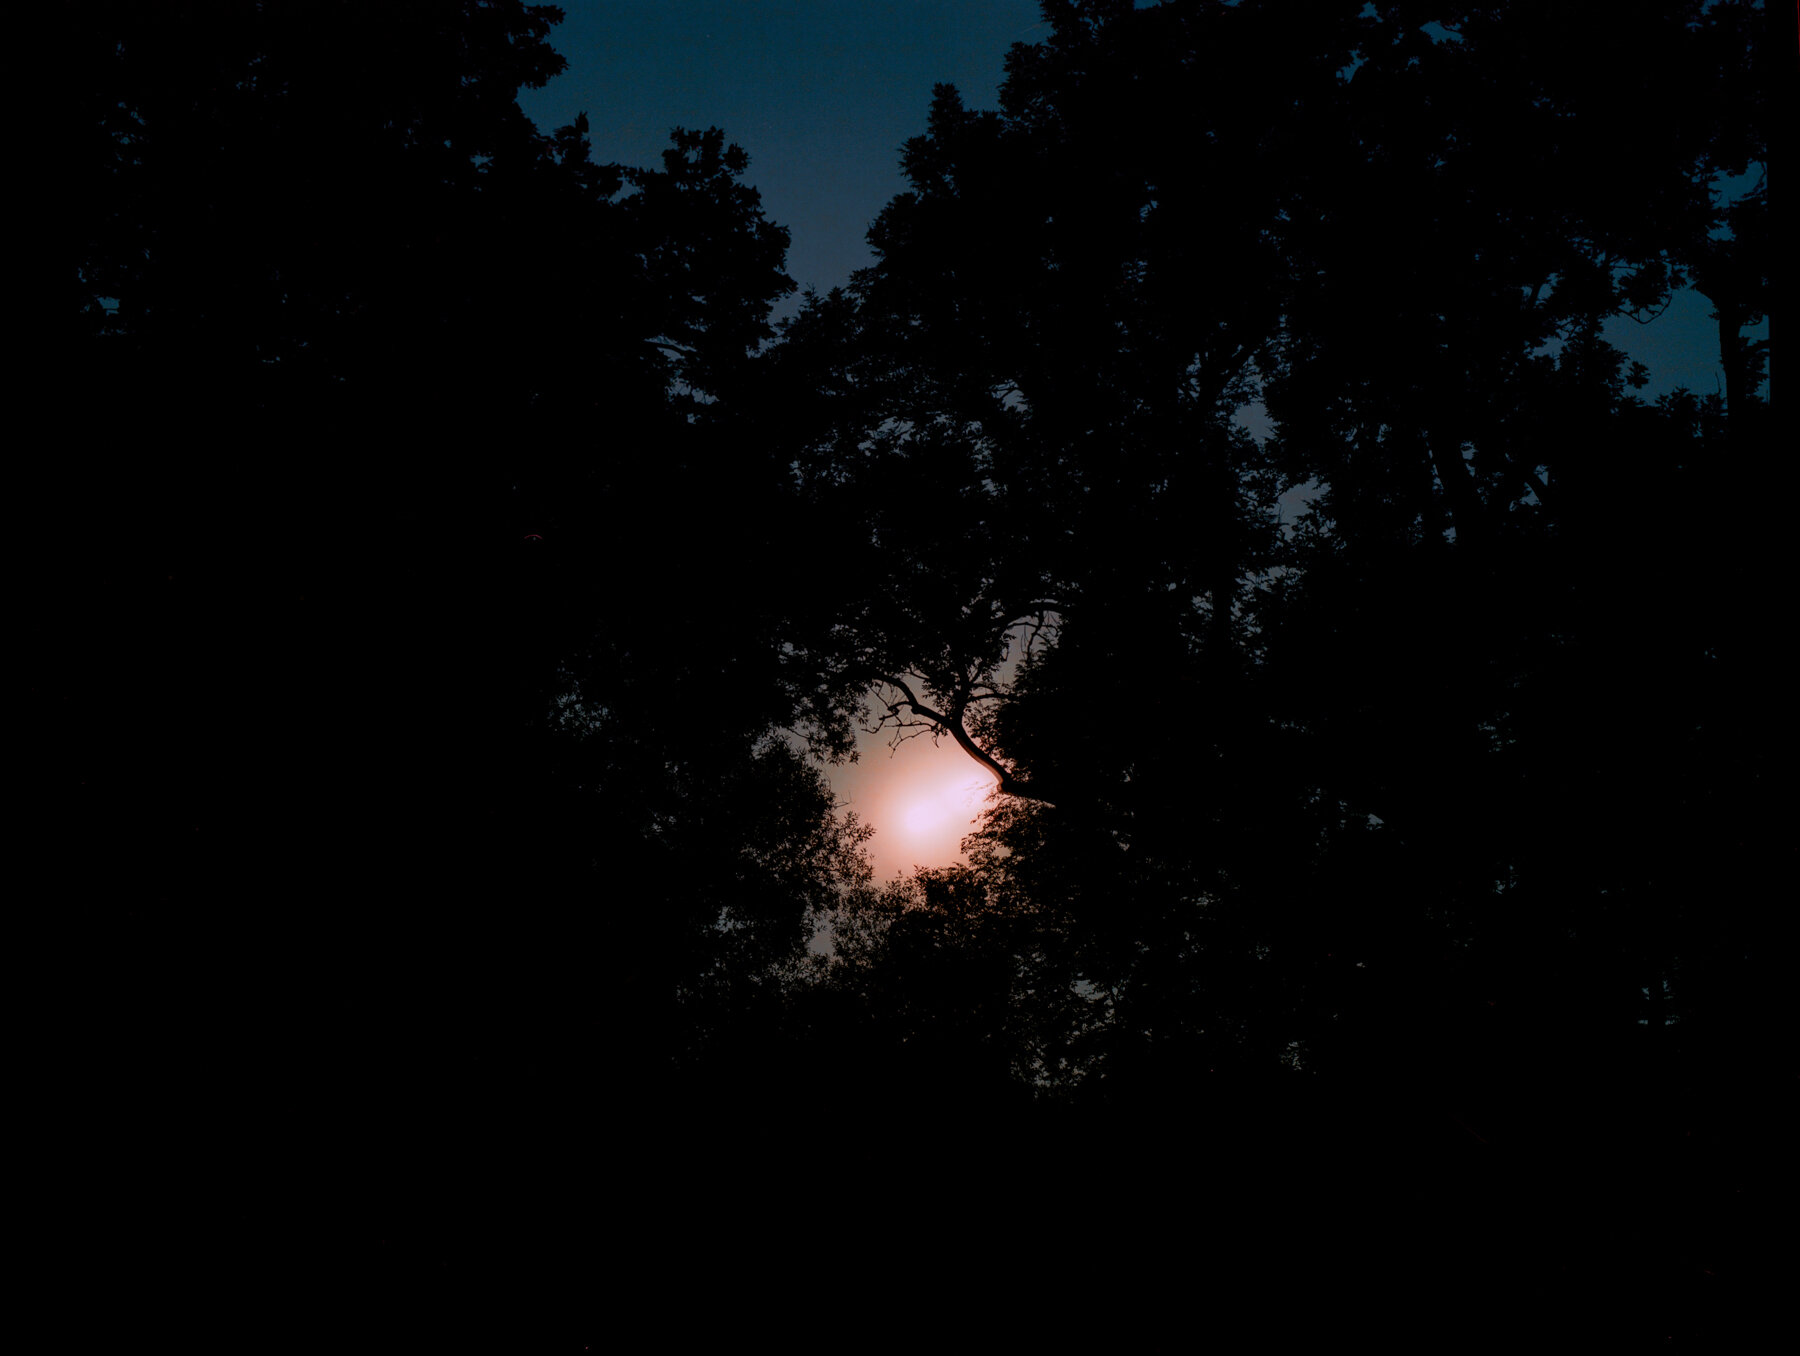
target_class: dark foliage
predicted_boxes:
[52,1,1777,1346]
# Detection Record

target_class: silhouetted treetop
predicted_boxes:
[54,4,1777,1340]
[766,0,1774,1126]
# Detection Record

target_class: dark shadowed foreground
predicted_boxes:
[48,2,1778,1348]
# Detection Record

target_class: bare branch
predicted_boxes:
[886,721,937,751]
[1621,295,1675,325]
[876,673,1042,800]
[1022,608,1057,658]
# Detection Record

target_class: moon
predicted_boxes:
[896,768,989,852]
[829,723,996,879]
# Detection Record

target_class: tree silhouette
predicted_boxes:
[780,10,1774,1339]
[778,0,1770,1073]
[60,9,878,1339]
[56,1,1776,1343]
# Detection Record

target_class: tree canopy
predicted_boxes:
[58,1,1776,1345]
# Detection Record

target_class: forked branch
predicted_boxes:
[877,675,1040,800]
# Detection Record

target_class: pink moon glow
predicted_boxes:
[828,723,995,880]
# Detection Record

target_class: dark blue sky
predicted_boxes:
[516,0,1047,301]
[516,1,1750,396]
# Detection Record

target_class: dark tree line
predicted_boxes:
[55,1,1776,1346]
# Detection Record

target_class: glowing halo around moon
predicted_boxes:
[828,724,996,879]
[900,769,988,840]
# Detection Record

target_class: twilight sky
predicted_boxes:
[516,0,1049,304]
[514,0,1752,873]
[515,1,1753,401]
